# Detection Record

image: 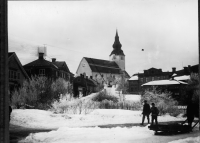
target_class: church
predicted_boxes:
[76,30,130,85]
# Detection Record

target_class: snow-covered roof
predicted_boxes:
[128,75,138,80]
[141,80,188,86]
[174,75,190,81]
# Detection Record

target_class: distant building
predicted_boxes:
[76,30,130,86]
[23,53,72,81]
[175,64,198,76]
[8,52,29,93]
[128,75,139,94]
[73,74,98,98]
[129,67,175,94]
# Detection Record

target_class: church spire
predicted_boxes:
[110,30,125,56]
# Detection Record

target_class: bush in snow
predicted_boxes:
[141,87,182,117]
[91,91,119,103]
[51,92,141,114]
[11,76,72,109]
[51,78,73,97]
[98,100,141,110]
[51,95,100,114]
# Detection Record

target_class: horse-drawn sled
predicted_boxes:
[148,119,199,135]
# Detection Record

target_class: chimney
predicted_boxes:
[52,58,56,62]
[39,53,44,60]
[172,67,176,72]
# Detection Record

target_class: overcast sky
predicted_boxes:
[8,0,198,76]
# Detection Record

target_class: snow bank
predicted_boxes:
[19,125,153,143]
[11,109,186,129]
[90,109,141,116]
[168,136,200,143]
[125,94,141,102]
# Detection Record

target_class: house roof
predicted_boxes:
[84,57,121,74]
[128,75,138,80]
[174,75,190,81]
[8,52,29,79]
[23,59,58,69]
[141,80,188,86]
[53,61,70,73]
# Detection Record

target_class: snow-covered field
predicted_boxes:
[10,109,199,143]
[125,94,141,102]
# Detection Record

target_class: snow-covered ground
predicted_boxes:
[125,94,141,102]
[11,109,186,129]
[10,109,199,143]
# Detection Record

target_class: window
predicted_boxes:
[140,78,143,83]
[56,71,58,77]
[17,73,20,79]
[121,56,124,60]
[152,77,154,81]
[9,70,18,80]
[39,69,45,76]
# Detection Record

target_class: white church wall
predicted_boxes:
[76,58,92,77]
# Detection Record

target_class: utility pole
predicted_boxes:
[0,0,9,142]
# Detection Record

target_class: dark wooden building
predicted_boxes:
[8,52,29,93]
[23,53,72,82]
[175,64,198,76]
[73,74,98,98]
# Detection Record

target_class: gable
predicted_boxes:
[76,58,93,76]
[8,53,29,79]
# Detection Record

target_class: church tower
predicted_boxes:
[109,30,125,71]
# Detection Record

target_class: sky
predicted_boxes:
[8,0,198,76]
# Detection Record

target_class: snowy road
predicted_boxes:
[10,109,199,143]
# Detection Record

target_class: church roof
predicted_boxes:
[84,57,121,74]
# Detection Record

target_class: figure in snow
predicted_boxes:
[141,100,151,125]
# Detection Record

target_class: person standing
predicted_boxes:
[141,100,151,125]
[186,96,195,129]
[150,103,159,125]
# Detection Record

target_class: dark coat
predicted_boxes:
[151,107,159,116]
[142,103,151,115]
[186,102,195,122]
